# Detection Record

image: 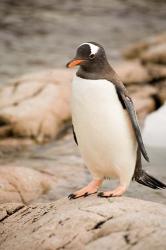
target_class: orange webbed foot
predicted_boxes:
[98,185,127,198]
[68,179,103,200]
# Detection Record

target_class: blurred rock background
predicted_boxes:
[0,0,165,83]
[0,0,165,205]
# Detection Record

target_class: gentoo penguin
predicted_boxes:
[66,42,166,199]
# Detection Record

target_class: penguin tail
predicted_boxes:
[135,170,166,189]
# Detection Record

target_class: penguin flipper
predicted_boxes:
[72,124,78,145]
[116,86,149,162]
[133,149,166,189]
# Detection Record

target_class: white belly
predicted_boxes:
[72,76,137,185]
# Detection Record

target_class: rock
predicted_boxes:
[128,85,157,97]
[0,138,34,155]
[0,197,166,250]
[123,41,149,60]
[0,69,73,143]
[133,97,156,123]
[156,80,166,103]
[0,166,55,204]
[0,132,90,204]
[146,64,166,81]
[130,85,157,123]
[141,44,166,64]
[120,33,166,107]
[0,130,165,205]
[123,33,166,59]
[0,60,163,146]
[116,60,166,86]
[116,61,151,85]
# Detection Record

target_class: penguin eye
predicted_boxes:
[89,54,95,60]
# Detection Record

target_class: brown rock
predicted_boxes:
[0,197,166,250]
[155,80,166,103]
[129,85,157,98]
[0,69,73,143]
[141,44,166,64]
[0,138,34,155]
[116,61,151,85]
[0,166,55,204]
[146,63,166,80]
[123,33,166,59]
[123,41,149,59]
[133,97,156,123]
[129,85,158,123]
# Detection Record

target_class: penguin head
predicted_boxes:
[66,42,109,71]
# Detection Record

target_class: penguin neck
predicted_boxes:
[77,60,112,80]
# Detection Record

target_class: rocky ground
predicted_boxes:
[1,197,166,250]
[0,132,166,205]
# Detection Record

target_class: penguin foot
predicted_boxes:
[68,179,103,200]
[68,191,97,200]
[98,185,127,198]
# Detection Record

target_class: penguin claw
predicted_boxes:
[83,192,89,197]
[68,192,89,200]
[68,180,103,200]
[68,193,76,200]
[97,192,104,197]
[68,191,97,200]
[97,192,113,198]
[98,186,127,198]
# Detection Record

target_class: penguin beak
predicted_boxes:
[66,58,85,68]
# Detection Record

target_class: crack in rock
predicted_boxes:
[92,216,113,230]
[78,207,107,219]
[56,234,78,250]
[0,205,24,223]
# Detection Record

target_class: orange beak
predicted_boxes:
[66,58,85,68]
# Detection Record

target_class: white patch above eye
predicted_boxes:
[79,42,99,55]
